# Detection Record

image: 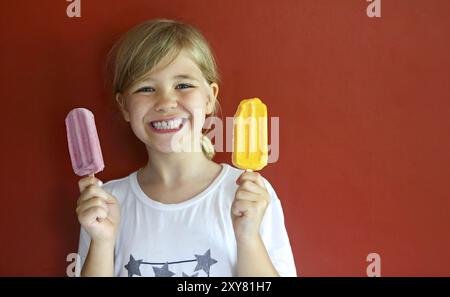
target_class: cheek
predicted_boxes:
[181,91,208,111]
[184,102,206,126]
[128,97,151,115]
[179,96,207,131]
[129,106,144,120]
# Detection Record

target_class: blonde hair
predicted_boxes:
[108,19,220,159]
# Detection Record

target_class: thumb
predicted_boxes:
[78,175,103,193]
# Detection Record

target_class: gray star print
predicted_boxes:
[124,255,143,277]
[194,249,218,276]
[153,263,175,277]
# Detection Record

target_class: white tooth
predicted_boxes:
[153,119,184,130]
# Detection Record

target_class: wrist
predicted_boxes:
[90,238,116,251]
[236,234,262,248]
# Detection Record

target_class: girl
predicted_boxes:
[75,19,296,277]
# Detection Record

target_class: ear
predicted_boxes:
[205,82,219,115]
[115,93,130,122]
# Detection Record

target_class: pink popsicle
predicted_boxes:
[65,108,105,176]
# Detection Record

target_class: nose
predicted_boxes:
[154,95,178,113]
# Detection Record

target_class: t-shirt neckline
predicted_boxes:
[130,163,230,210]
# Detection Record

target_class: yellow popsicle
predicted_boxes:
[232,98,268,171]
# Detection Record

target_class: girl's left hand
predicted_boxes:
[231,171,271,244]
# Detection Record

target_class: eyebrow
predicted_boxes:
[142,74,199,82]
[173,74,198,81]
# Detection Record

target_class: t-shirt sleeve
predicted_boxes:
[75,226,91,277]
[260,178,298,277]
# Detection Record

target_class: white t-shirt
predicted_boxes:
[76,163,297,277]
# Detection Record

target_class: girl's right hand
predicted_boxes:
[76,176,121,244]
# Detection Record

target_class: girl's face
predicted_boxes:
[117,51,219,154]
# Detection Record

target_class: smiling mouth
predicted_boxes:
[149,118,188,133]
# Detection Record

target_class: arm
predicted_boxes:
[80,240,115,277]
[76,176,121,277]
[232,171,280,277]
[237,236,279,277]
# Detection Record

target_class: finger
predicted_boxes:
[238,180,265,195]
[77,185,106,205]
[76,197,108,215]
[235,189,264,203]
[236,171,265,188]
[231,200,255,217]
[78,176,103,193]
[77,186,115,206]
[80,207,108,225]
[236,188,270,204]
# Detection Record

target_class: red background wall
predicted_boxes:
[1,0,449,276]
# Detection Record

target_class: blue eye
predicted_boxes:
[176,84,192,89]
[137,87,155,93]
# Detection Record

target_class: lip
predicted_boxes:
[150,115,186,123]
[148,117,188,134]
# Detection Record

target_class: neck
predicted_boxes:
[139,148,214,187]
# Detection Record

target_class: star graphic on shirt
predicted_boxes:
[182,272,199,277]
[124,255,143,277]
[153,262,175,277]
[194,249,217,276]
